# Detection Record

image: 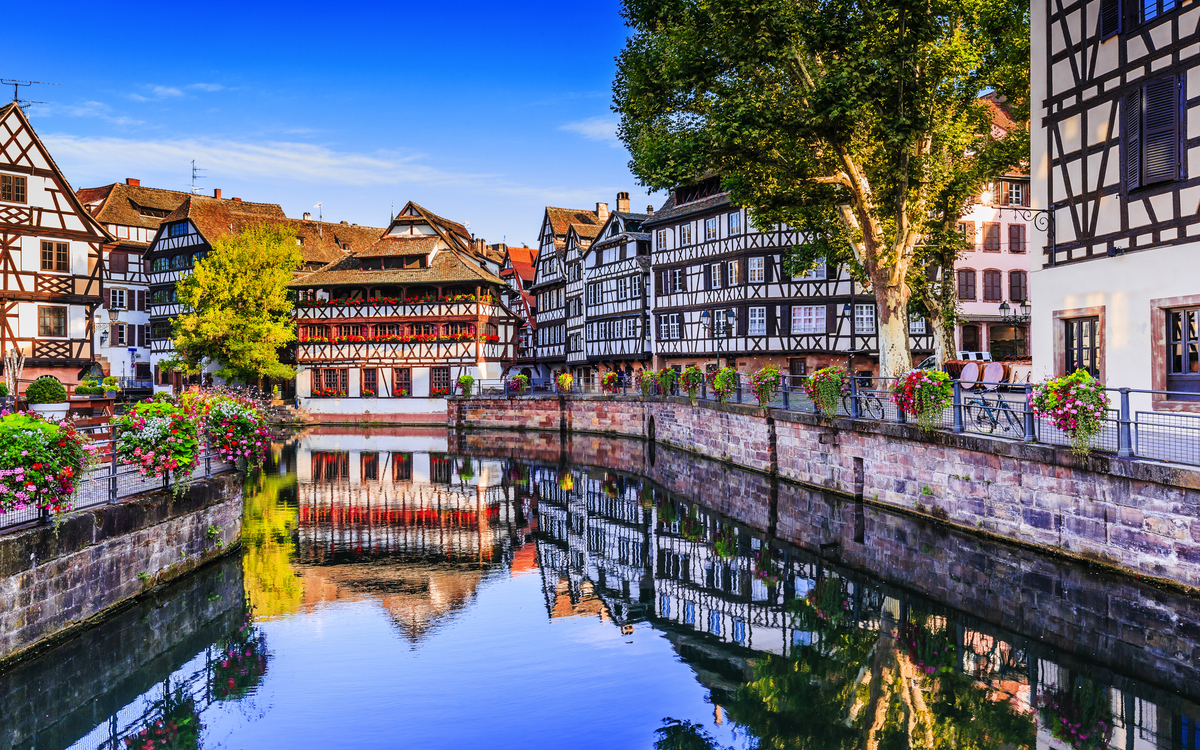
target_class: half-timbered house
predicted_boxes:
[563,221,602,373]
[530,205,604,376]
[580,194,653,376]
[497,243,539,374]
[646,177,934,381]
[77,179,191,387]
[291,201,520,417]
[1031,0,1200,405]
[0,103,113,387]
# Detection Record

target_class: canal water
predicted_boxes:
[2,428,1199,750]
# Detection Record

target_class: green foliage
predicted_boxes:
[712,367,739,402]
[1030,369,1109,455]
[657,367,679,395]
[680,365,705,398]
[75,379,102,396]
[0,382,9,397]
[614,0,1029,374]
[25,377,66,404]
[750,365,783,406]
[102,376,119,390]
[457,374,475,397]
[557,372,575,393]
[890,369,954,430]
[173,223,303,382]
[930,671,1036,749]
[803,366,850,416]
[654,719,725,750]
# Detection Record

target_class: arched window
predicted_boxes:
[1009,270,1028,302]
[170,254,188,270]
[956,269,976,300]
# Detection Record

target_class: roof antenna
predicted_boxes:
[1,79,58,110]
[313,203,323,238]
[190,160,206,194]
[390,199,394,222]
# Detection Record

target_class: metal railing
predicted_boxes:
[0,423,235,534]
[455,374,1200,469]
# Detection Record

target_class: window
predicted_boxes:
[316,368,349,395]
[748,307,767,336]
[630,274,641,297]
[1065,317,1101,377]
[655,229,667,248]
[431,367,451,394]
[430,455,452,484]
[708,609,721,635]
[796,262,827,280]
[151,289,170,305]
[626,318,638,338]
[338,324,363,337]
[854,304,876,334]
[362,368,378,397]
[704,216,718,241]
[409,322,437,336]
[392,452,413,481]
[311,452,349,481]
[983,270,1003,302]
[958,221,976,249]
[393,367,412,396]
[114,323,127,346]
[361,452,379,481]
[110,288,127,310]
[1125,77,1181,189]
[669,313,680,339]
[1004,182,1027,206]
[1008,223,1027,253]
[168,222,187,238]
[909,315,927,334]
[671,268,684,293]
[729,212,742,235]
[152,257,169,272]
[38,306,66,337]
[683,600,695,625]
[982,222,1001,252]
[679,223,693,245]
[792,305,825,334]
[748,257,765,283]
[962,324,981,352]
[151,321,172,340]
[1009,270,1028,302]
[1141,0,1175,23]
[41,241,69,272]
[727,260,739,285]
[170,254,189,270]
[1167,307,1200,394]
[617,276,629,300]
[957,269,976,300]
[711,308,733,337]
[0,174,27,203]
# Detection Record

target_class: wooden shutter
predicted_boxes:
[740,258,748,285]
[655,271,664,296]
[1008,223,1026,253]
[765,256,775,283]
[737,305,748,336]
[136,290,145,311]
[680,267,687,292]
[957,269,976,300]
[982,222,1001,251]
[767,306,777,336]
[138,324,147,347]
[998,182,1010,205]
[826,303,838,334]
[1142,77,1178,185]
[704,264,712,290]
[1100,0,1120,38]
[780,304,791,334]
[102,288,110,308]
[983,270,1002,301]
[1125,87,1142,190]
[1009,271,1027,302]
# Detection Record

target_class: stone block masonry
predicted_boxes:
[0,473,243,663]
[450,395,1200,590]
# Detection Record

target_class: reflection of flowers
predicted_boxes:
[805,577,850,626]
[753,548,782,586]
[681,506,704,542]
[211,616,269,701]
[712,525,738,559]
[1036,679,1113,750]
[897,617,956,675]
[602,473,620,498]
[558,473,574,491]
[123,688,201,750]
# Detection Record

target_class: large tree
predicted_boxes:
[614,0,1029,374]
[173,224,302,382]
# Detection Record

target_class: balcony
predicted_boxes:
[293,297,505,321]
[298,338,511,364]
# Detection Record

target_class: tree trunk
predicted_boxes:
[929,311,955,365]
[873,285,913,378]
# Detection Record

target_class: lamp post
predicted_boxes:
[700,309,736,370]
[998,300,1032,325]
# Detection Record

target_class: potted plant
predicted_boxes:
[657,367,678,396]
[114,400,200,495]
[680,365,704,401]
[25,377,69,419]
[1031,369,1110,455]
[0,411,93,519]
[556,372,574,394]
[634,369,657,396]
[891,369,953,430]
[711,367,739,403]
[803,365,850,418]
[102,375,120,398]
[199,394,270,469]
[1035,677,1113,750]
[601,371,620,394]
[507,373,530,395]
[457,374,475,397]
[750,365,783,407]
[430,387,451,397]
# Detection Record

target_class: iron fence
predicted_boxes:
[455,374,1200,470]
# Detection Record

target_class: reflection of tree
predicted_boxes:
[1036,677,1112,750]
[241,472,303,619]
[654,719,727,750]
[926,671,1035,750]
[210,612,269,701]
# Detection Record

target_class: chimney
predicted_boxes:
[596,202,609,222]
[647,204,654,215]
[213,188,222,199]
[340,220,348,225]
[232,197,242,202]
[125,178,141,187]
[303,212,312,220]
[616,191,630,213]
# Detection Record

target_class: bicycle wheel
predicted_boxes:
[965,402,996,434]
[1000,404,1026,439]
[862,395,886,421]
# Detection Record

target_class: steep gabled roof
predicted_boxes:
[289,219,386,265]
[545,206,602,236]
[500,244,537,284]
[76,182,192,241]
[291,245,505,288]
[589,211,652,252]
[642,191,731,227]
[160,194,287,241]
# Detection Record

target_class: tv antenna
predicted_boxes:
[190,160,206,194]
[1,79,59,110]
[313,203,323,238]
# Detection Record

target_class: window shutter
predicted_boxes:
[982,223,1001,251]
[1125,87,1142,190]
[1100,0,1120,38]
[1023,184,1031,207]
[765,256,775,283]
[102,288,110,308]
[137,290,145,311]
[680,267,687,292]
[740,258,748,285]
[1010,271,1027,302]
[780,304,791,334]
[737,305,748,336]
[1142,77,1178,185]
[826,303,838,334]
[998,182,1010,205]
[767,306,777,336]
[704,264,712,290]
[138,324,147,347]
[1008,223,1027,253]
[109,323,117,342]
[655,271,664,296]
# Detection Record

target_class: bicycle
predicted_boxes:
[964,384,1026,438]
[841,387,887,421]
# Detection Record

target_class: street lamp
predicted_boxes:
[998,300,1031,325]
[700,309,736,369]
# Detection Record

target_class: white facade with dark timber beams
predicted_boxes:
[530,205,603,373]
[0,103,113,387]
[647,177,933,380]
[1031,0,1200,407]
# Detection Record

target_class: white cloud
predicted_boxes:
[188,83,224,92]
[151,85,184,97]
[28,101,144,127]
[560,116,621,147]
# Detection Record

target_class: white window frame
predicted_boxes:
[671,268,684,293]
[797,262,827,281]
[586,322,594,341]
[1008,182,1025,205]
[728,212,742,235]
[710,263,722,288]
[110,288,127,310]
[704,216,718,241]
[669,313,681,339]
[727,260,739,285]
[626,318,637,338]
[617,276,629,300]
[748,257,765,283]
[909,315,927,334]
[655,229,667,249]
[115,323,127,346]
[630,274,641,297]
[791,305,825,334]
[748,306,767,336]
[679,223,693,245]
[659,316,670,340]
[855,304,877,334]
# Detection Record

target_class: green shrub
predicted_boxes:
[0,382,8,398]
[26,377,67,404]
[102,376,120,390]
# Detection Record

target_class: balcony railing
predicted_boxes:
[293,298,505,320]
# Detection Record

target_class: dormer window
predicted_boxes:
[168,222,187,238]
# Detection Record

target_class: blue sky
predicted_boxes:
[11,0,660,245]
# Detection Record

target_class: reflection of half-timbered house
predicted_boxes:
[0,103,113,386]
[291,201,520,416]
[77,179,191,386]
[1031,0,1200,405]
[646,177,933,379]
[531,205,603,375]
[580,194,652,376]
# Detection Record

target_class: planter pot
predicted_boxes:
[105,390,117,398]
[29,402,69,420]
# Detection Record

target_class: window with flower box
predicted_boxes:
[392,452,413,481]
[311,451,349,481]
[431,366,451,395]
[430,454,452,484]
[314,368,348,397]
[362,452,379,480]
[393,367,411,397]
[362,368,378,397]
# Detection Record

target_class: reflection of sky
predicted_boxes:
[201,572,746,750]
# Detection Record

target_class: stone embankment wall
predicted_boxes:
[0,473,243,663]
[452,429,1200,698]
[450,395,1200,590]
